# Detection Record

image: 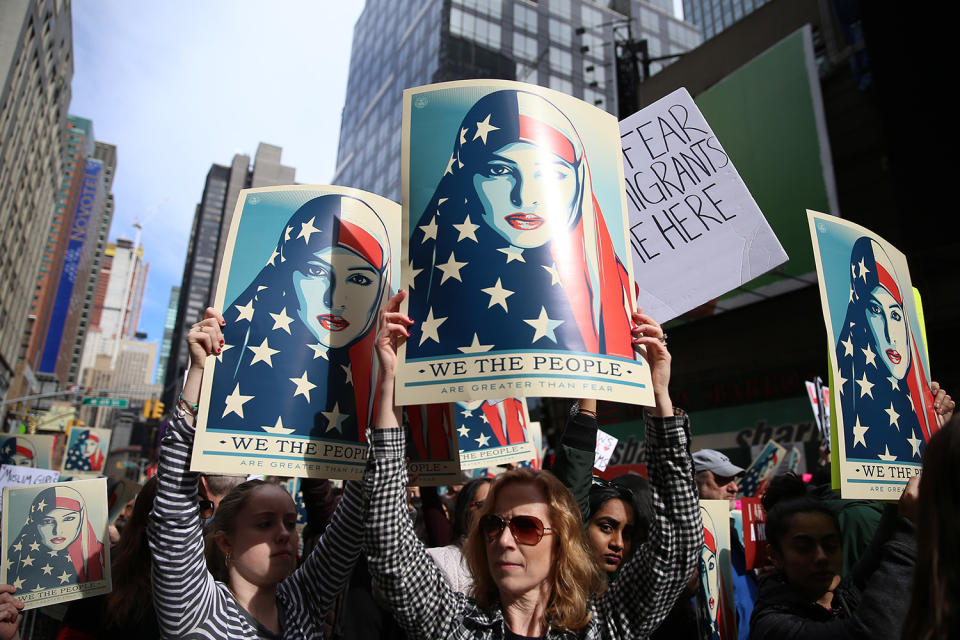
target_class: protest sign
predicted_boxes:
[620,88,787,323]
[60,427,111,477]
[740,497,769,571]
[0,434,59,470]
[696,499,737,640]
[454,398,537,470]
[737,439,786,498]
[107,479,141,526]
[804,378,831,447]
[0,465,60,510]
[594,429,618,472]
[2,477,111,609]
[403,403,462,485]
[808,211,936,499]
[397,79,652,407]
[783,445,802,475]
[191,185,401,480]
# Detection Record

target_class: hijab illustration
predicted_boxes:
[406,89,633,359]
[64,430,105,472]
[696,507,735,640]
[406,398,528,462]
[836,236,938,462]
[6,485,105,591]
[207,194,392,441]
[0,438,37,467]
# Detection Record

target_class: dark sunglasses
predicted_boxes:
[479,514,552,546]
[199,499,215,520]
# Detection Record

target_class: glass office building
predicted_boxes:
[334,0,701,202]
[681,0,771,41]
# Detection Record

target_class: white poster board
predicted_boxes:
[620,88,788,323]
[0,465,60,510]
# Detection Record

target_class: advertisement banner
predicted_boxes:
[397,80,653,407]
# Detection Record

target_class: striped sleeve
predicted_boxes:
[595,412,703,639]
[147,416,244,638]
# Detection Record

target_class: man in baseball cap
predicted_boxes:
[692,449,744,503]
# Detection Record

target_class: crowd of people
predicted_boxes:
[0,294,955,640]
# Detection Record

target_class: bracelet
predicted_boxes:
[569,401,597,417]
[179,393,199,416]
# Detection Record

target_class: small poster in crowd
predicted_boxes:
[1,477,112,609]
[619,88,787,323]
[740,497,769,571]
[0,465,60,510]
[737,440,786,498]
[808,211,936,499]
[0,435,59,470]
[59,427,110,477]
[404,404,463,485]
[397,79,653,407]
[696,499,737,640]
[594,429,619,472]
[783,445,802,475]
[191,185,401,480]
[804,379,831,448]
[454,398,538,470]
[278,478,307,525]
[106,479,141,527]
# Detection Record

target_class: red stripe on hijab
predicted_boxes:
[518,115,576,164]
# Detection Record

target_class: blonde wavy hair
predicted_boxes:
[463,469,607,631]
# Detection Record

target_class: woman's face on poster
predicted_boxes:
[472,141,578,249]
[38,507,82,551]
[866,285,910,379]
[293,246,382,349]
[83,437,99,458]
[699,542,719,619]
[12,453,34,467]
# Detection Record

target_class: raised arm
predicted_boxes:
[147,309,228,637]
[362,291,468,638]
[596,310,703,636]
[549,398,598,523]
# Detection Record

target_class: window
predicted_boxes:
[549,0,572,18]
[450,7,501,48]
[549,76,572,94]
[549,48,572,75]
[453,0,502,18]
[513,32,538,61]
[581,5,604,28]
[514,4,538,32]
[549,18,572,45]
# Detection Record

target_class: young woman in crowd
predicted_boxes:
[147,308,364,639]
[365,290,701,639]
[749,472,918,639]
[903,414,959,639]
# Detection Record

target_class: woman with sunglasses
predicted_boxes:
[364,291,702,639]
[147,309,364,639]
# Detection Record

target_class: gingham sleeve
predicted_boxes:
[595,411,703,638]
[362,428,468,639]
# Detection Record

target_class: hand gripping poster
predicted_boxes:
[59,427,110,477]
[454,398,537,469]
[808,210,937,499]
[0,434,59,470]
[191,186,401,480]
[620,88,787,323]
[1,478,111,609]
[397,80,653,407]
[696,499,737,640]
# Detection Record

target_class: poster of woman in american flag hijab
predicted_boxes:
[396,80,654,407]
[191,186,401,479]
[808,210,939,499]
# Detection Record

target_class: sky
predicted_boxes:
[70,2,366,381]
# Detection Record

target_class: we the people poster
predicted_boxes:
[191,186,401,480]
[696,499,737,640]
[736,440,785,498]
[1,478,111,609]
[403,403,463,485]
[619,88,787,323]
[396,80,653,407]
[0,435,58,470]
[454,398,537,469]
[59,427,111,477]
[808,210,936,499]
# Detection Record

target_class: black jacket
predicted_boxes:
[749,505,916,640]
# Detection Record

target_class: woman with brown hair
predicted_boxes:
[364,291,702,639]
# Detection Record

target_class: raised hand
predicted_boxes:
[631,309,673,417]
[187,307,226,370]
[375,290,413,380]
[0,584,23,640]
[931,381,955,425]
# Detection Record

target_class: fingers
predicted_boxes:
[203,307,226,326]
[633,336,670,360]
[931,381,954,416]
[188,316,224,356]
[384,289,406,314]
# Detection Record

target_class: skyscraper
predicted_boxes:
[681,0,771,41]
[156,286,180,384]
[332,0,700,202]
[162,145,295,403]
[0,0,74,399]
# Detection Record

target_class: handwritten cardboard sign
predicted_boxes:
[0,465,60,510]
[620,88,787,323]
[594,429,619,472]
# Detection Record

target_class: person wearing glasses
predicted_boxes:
[365,291,702,639]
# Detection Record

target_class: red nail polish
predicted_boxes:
[219,338,224,345]
[216,348,222,354]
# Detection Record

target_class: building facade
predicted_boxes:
[681,0,771,40]
[156,286,180,385]
[162,145,295,403]
[332,0,700,202]
[0,0,74,399]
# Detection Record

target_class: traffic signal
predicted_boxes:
[142,399,153,418]
[151,401,165,419]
